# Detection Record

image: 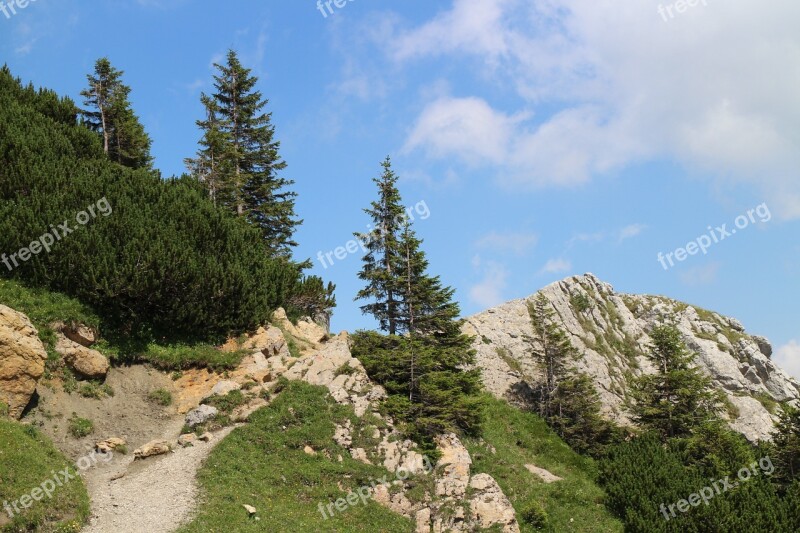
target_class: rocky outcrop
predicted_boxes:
[55,332,109,378]
[464,273,800,442]
[185,405,218,427]
[0,305,47,418]
[51,320,98,347]
[274,326,520,532]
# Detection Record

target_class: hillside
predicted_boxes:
[465,273,800,442]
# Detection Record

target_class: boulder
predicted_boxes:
[524,464,562,483]
[468,474,520,532]
[60,322,97,347]
[178,433,197,447]
[96,437,127,454]
[133,440,171,460]
[55,333,109,378]
[241,326,290,357]
[185,404,218,427]
[0,305,47,418]
[209,380,240,397]
[434,433,472,498]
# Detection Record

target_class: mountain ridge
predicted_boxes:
[464,273,800,442]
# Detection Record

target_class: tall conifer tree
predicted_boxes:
[185,93,229,205]
[631,324,722,441]
[188,50,300,256]
[355,157,405,334]
[80,58,152,169]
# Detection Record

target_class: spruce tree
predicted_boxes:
[185,93,230,205]
[353,170,483,449]
[631,324,722,441]
[355,157,405,334]
[80,57,152,169]
[190,50,299,256]
[771,404,800,486]
[525,293,614,455]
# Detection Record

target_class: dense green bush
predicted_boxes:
[601,433,796,532]
[0,66,312,340]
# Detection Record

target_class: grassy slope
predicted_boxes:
[180,381,413,533]
[0,420,89,532]
[0,278,246,372]
[464,397,624,533]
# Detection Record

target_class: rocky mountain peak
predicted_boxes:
[464,273,800,442]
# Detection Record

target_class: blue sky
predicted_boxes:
[1,0,798,377]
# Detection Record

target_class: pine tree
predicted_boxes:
[355,157,406,334]
[353,175,483,449]
[631,324,723,441]
[185,93,230,205]
[190,50,299,256]
[80,58,152,169]
[525,294,615,455]
[771,404,800,486]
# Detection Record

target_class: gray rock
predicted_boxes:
[752,335,773,358]
[464,273,800,442]
[185,405,218,427]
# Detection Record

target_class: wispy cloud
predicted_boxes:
[775,340,800,380]
[540,258,571,275]
[679,262,721,286]
[474,231,538,255]
[618,223,647,243]
[469,257,508,308]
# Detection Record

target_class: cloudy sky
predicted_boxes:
[1,0,798,377]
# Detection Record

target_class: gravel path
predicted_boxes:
[82,425,236,533]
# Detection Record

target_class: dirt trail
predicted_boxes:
[82,424,236,533]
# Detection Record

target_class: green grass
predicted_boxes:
[120,343,248,372]
[179,381,413,533]
[463,397,623,533]
[67,414,93,438]
[496,347,524,375]
[754,392,779,414]
[147,388,173,406]
[0,279,100,331]
[77,382,114,400]
[0,278,100,376]
[1,278,248,373]
[0,420,90,532]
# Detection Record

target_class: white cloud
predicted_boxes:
[390,0,800,217]
[540,258,572,275]
[618,224,647,243]
[475,231,538,255]
[775,340,800,381]
[469,260,508,308]
[679,262,721,286]
[403,97,522,166]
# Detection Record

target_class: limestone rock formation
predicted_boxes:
[51,321,98,347]
[185,405,218,427]
[464,273,800,442]
[55,332,109,378]
[0,305,47,418]
[134,440,171,459]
